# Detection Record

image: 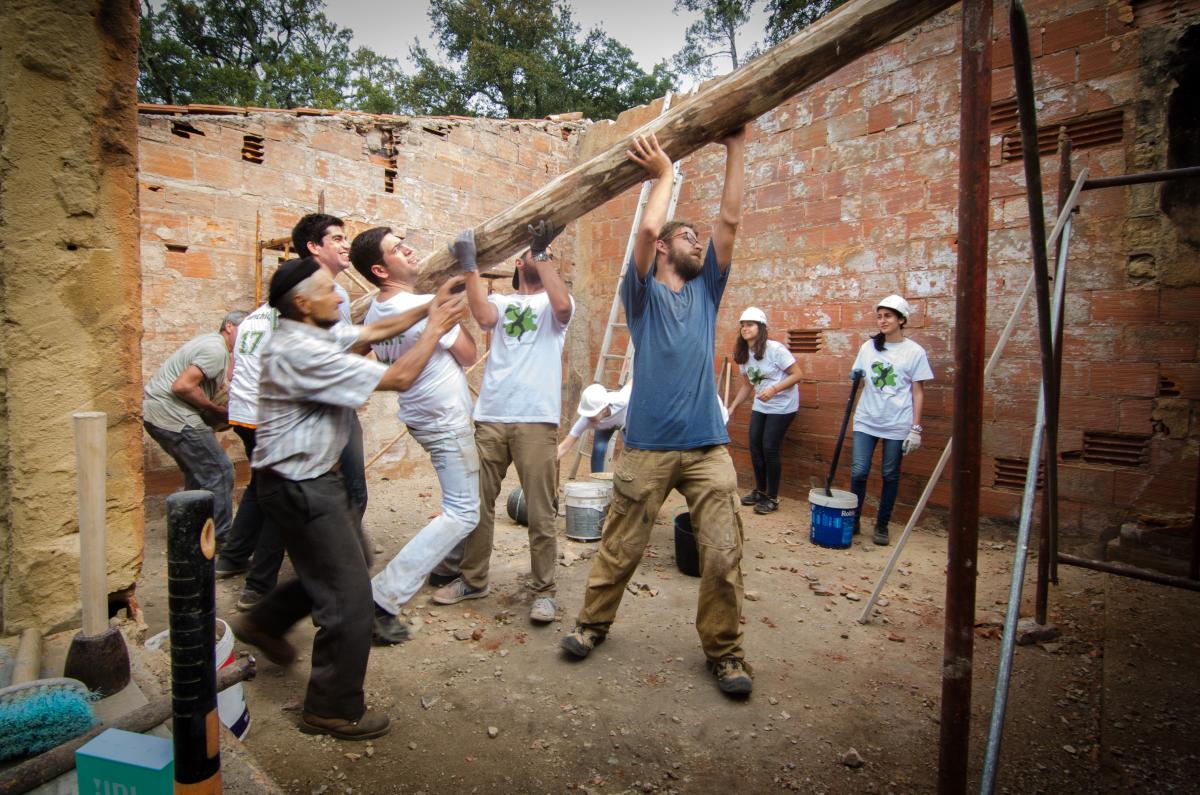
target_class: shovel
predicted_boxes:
[825,371,864,496]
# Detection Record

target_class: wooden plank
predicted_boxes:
[413,0,956,291]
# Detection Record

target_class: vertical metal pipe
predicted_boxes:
[167,490,223,794]
[1009,0,1056,628]
[938,0,991,792]
[1050,131,1072,585]
[1191,450,1200,581]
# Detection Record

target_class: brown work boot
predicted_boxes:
[708,656,754,696]
[230,614,296,667]
[560,626,605,658]
[300,707,390,741]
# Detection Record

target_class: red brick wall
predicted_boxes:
[139,110,581,481]
[572,0,1200,537]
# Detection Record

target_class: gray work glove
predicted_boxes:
[448,229,477,272]
[528,219,564,259]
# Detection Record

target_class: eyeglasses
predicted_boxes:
[667,230,700,246]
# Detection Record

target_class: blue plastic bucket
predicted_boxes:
[808,488,858,549]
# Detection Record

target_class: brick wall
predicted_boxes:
[138,109,581,487]
[572,0,1200,537]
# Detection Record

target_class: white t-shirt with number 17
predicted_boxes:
[851,337,933,440]
[228,303,279,428]
[474,290,573,424]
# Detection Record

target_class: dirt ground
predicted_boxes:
[136,458,1200,795]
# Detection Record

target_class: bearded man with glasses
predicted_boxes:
[561,128,755,697]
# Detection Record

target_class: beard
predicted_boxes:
[520,266,543,291]
[668,246,703,280]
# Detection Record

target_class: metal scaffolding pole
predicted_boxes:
[937,0,991,791]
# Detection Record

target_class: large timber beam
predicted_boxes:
[414,0,958,291]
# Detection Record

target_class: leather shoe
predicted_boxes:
[230,614,296,666]
[300,708,390,740]
[372,604,411,645]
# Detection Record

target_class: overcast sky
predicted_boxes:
[322,0,774,80]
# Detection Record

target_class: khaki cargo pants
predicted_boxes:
[576,445,746,661]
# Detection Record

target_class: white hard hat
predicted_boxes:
[739,306,768,325]
[577,383,612,418]
[876,294,912,318]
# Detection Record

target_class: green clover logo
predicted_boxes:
[871,361,897,389]
[747,367,766,386]
[504,305,538,341]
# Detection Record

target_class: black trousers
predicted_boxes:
[748,410,797,498]
[222,426,287,595]
[248,469,373,720]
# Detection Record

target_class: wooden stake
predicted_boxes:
[253,211,262,306]
[412,0,956,291]
[12,628,42,684]
[73,412,108,637]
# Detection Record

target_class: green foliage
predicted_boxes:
[138,0,405,111]
[671,0,756,80]
[763,0,848,46]
[404,0,676,120]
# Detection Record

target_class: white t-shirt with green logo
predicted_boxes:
[474,291,573,424]
[142,332,229,432]
[367,292,471,430]
[851,337,933,440]
[739,339,799,414]
[228,303,279,427]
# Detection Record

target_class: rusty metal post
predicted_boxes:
[938,0,991,792]
[1192,450,1200,581]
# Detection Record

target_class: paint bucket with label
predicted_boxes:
[146,618,251,740]
[564,480,611,541]
[808,488,858,549]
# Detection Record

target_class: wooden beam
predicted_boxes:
[413,0,956,291]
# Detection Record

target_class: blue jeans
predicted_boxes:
[591,427,617,473]
[340,413,368,520]
[371,424,480,613]
[850,431,904,531]
[144,421,234,543]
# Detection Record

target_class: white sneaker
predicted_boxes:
[529,597,556,624]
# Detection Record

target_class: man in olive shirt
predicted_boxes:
[143,311,245,545]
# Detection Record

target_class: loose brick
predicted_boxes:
[1040,9,1107,54]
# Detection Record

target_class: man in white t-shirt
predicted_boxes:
[432,221,574,625]
[292,213,368,521]
[349,225,479,644]
[556,380,633,473]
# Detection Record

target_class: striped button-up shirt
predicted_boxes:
[252,319,386,480]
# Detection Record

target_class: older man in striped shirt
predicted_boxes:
[233,254,467,741]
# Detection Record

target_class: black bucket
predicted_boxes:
[673,511,701,577]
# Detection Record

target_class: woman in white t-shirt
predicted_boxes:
[727,307,802,514]
[556,381,632,473]
[849,295,934,546]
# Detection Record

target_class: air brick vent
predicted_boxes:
[1132,0,1200,26]
[241,134,265,164]
[990,98,1019,130]
[994,457,1043,491]
[1000,109,1124,162]
[786,329,824,354]
[1082,431,1150,467]
[1159,376,1181,397]
[383,129,399,194]
[171,121,205,139]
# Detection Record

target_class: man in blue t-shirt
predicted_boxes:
[562,128,753,697]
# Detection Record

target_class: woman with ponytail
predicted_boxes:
[727,307,801,514]
[849,295,933,545]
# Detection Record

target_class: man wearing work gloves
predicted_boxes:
[348,226,478,644]
[431,221,575,625]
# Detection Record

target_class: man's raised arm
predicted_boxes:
[352,276,467,350]
[712,126,747,271]
[627,134,675,280]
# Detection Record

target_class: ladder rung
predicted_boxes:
[611,322,627,329]
[602,354,626,360]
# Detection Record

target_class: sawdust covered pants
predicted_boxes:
[576,445,746,661]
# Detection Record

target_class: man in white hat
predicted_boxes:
[556,381,633,473]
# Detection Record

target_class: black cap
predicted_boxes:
[269,257,320,309]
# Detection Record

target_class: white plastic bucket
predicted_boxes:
[808,488,858,549]
[145,619,251,740]
[564,480,611,541]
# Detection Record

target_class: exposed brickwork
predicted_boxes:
[139,110,581,479]
[571,0,1199,536]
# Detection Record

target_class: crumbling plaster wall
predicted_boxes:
[0,0,143,633]
[138,109,582,488]
[571,0,1199,535]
